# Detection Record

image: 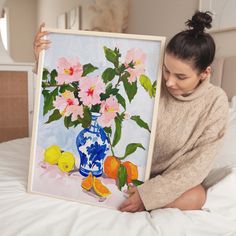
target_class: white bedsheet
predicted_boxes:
[1,138,236,236]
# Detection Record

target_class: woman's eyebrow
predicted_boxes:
[163,64,187,76]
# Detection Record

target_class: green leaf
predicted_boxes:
[82,63,98,76]
[123,76,138,103]
[90,104,100,113]
[120,143,145,160]
[72,117,83,127]
[116,93,126,110]
[104,127,112,135]
[45,109,62,123]
[131,115,151,132]
[116,64,126,75]
[81,107,91,128]
[42,68,49,81]
[100,83,119,100]
[42,89,50,97]
[117,164,127,190]
[64,115,74,129]
[50,69,58,85]
[102,68,116,83]
[43,88,59,115]
[139,74,154,98]
[59,84,76,93]
[103,46,119,67]
[152,80,157,97]
[112,116,122,147]
[132,179,144,186]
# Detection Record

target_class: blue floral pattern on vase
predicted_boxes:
[76,112,110,177]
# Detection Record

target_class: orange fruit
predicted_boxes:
[93,176,111,197]
[103,156,121,179]
[123,161,138,183]
[81,172,93,191]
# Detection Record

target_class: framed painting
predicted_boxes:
[28,29,165,209]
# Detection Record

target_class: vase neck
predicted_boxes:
[89,112,101,132]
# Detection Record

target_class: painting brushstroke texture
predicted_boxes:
[28,29,165,209]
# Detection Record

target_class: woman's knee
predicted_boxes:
[194,184,206,209]
[164,184,206,210]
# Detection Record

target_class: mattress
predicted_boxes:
[1,97,236,236]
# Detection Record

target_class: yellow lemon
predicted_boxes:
[44,145,61,165]
[58,151,75,173]
[93,176,111,197]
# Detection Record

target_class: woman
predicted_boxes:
[33,11,229,213]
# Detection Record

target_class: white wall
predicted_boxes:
[37,0,80,28]
[5,0,37,62]
[127,0,236,58]
[3,0,236,62]
[128,0,198,38]
[212,31,236,58]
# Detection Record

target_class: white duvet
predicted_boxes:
[0,137,236,236]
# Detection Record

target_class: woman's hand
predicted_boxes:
[33,23,51,62]
[119,185,145,213]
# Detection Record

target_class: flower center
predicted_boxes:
[105,105,114,113]
[87,86,95,96]
[64,67,74,75]
[67,98,74,106]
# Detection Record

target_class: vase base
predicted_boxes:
[79,166,102,177]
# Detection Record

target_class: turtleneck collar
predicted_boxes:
[162,78,211,101]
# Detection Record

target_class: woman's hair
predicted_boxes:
[166,11,215,73]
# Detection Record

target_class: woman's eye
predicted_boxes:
[163,68,169,74]
[177,76,187,80]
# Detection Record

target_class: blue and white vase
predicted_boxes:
[76,112,110,177]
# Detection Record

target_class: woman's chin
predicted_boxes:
[167,88,182,96]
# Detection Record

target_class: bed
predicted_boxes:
[1,56,236,236]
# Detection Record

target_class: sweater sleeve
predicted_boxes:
[138,95,229,211]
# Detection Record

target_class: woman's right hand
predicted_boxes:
[33,23,51,62]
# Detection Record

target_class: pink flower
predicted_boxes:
[125,48,146,83]
[53,91,83,120]
[98,96,120,127]
[56,57,83,84]
[79,76,105,106]
[65,105,84,121]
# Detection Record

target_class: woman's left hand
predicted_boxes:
[119,186,145,213]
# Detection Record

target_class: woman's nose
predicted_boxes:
[165,74,176,87]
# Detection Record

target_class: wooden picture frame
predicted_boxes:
[28,29,165,209]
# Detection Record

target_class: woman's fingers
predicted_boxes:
[35,31,48,42]
[33,23,51,61]
[38,22,45,33]
[34,39,51,48]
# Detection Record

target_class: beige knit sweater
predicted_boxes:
[138,78,229,211]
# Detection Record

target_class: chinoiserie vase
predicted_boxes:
[76,112,110,177]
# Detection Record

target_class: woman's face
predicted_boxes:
[162,53,211,96]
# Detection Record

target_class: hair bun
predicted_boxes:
[186,11,212,34]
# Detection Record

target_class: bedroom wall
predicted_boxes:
[3,0,236,63]
[127,0,236,58]
[37,0,80,28]
[127,0,198,38]
[212,31,236,58]
[4,0,37,62]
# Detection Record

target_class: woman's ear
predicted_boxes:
[200,66,211,81]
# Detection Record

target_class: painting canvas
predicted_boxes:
[28,29,165,209]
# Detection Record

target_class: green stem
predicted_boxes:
[115,75,122,88]
[42,83,64,88]
[107,134,115,156]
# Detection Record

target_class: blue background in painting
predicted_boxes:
[36,32,161,171]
